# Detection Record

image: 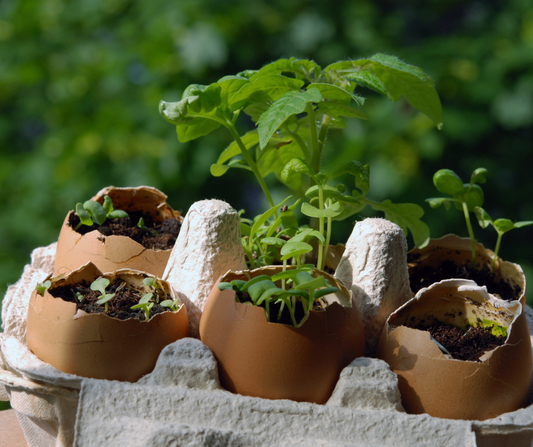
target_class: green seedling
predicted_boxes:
[137,217,146,229]
[91,277,116,312]
[474,207,533,270]
[74,194,129,230]
[219,269,337,327]
[74,291,84,303]
[143,277,160,303]
[426,168,487,263]
[160,298,180,311]
[35,280,51,296]
[131,293,155,321]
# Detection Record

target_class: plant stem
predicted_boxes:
[316,185,325,271]
[462,202,476,264]
[226,123,276,210]
[492,232,503,271]
[317,114,331,156]
[306,102,321,173]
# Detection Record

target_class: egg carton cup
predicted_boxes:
[1,201,532,447]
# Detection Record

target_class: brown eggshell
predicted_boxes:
[408,234,526,305]
[376,279,532,420]
[54,186,183,277]
[199,267,365,404]
[26,262,189,382]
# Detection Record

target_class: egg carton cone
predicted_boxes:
[0,206,532,447]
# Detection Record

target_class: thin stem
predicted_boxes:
[462,202,476,264]
[322,214,333,270]
[306,102,321,173]
[316,185,325,271]
[492,231,503,271]
[226,123,276,210]
[317,114,331,156]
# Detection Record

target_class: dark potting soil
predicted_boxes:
[236,291,326,326]
[408,257,520,302]
[427,322,505,362]
[68,210,181,250]
[50,278,174,321]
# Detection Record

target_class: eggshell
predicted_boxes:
[54,186,183,277]
[408,234,526,305]
[26,262,189,382]
[199,266,365,404]
[376,279,532,420]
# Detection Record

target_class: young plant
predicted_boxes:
[74,194,129,230]
[219,268,337,327]
[474,207,533,270]
[143,276,161,303]
[35,280,51,296]
[131,293,155,321]
[426,168,487,263]
[160,55,442,252]
[90,277,116,312]
[160,298,181,312]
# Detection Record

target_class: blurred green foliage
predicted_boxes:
[1,0,532,317]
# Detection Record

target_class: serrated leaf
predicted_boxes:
[182,83,222,113]
[433,169,464,195]
[329,160,370,196]
[218,76,250,110]
[371,200,430,248]
[301,201,343,218]
[257,89,322,149]
[307,83,364,106]
[281,158,316,185]
[251,58,320,82]
[175,118,222,143]
[331,201,366,221]
[230,74,304,111]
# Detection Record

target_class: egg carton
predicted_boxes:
[1,199,533,447]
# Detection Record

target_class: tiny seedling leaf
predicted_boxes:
[83,200,107,226]
[433,169,464,196]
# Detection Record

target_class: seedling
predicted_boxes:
[426,168,487,263]
[74,194,129,230]
[474,207,533,270]
[219,269,337,327]
[160,55,442,253]
[35,280,51,296]
[91,277,116,312]
[160,298,180,311]
[143,276,160,303]
[131,293,155,321]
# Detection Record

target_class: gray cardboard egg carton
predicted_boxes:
[1,199,533,447]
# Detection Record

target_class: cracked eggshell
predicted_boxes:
[408,234,526,305]
[26,262,189,382]
[199,266,365,404]
[376,279,532,420]
[54,186,183,277]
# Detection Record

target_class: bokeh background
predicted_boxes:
[1,1,532,332]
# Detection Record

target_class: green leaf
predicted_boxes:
[280,158,316,185]
[514,220,533,229]
[304,184,342,200]
[250,197,291,240]
[175,118,222,143]
[426,197,454,209]
[230,74,304,111]
[261,237,286,247]
[458,184,484,211]
[218,76,250,110]
[474,207,492,229]
[470,167,488,185]
[433,169,464,196]
[316,102,369,121]
[182,83,222,113]
[76,203,93,227]
[301,201,344,219]
[250,58,320,82]
[370,200,430,248]
[91,277,110,295]
[280,241,313,260]
[102,195,113,214]
[329,160,370,195]
[492,218,515,234]
[96,293,115,305]
[308,83,364,106]
[257,89,322,149]
[108,210,128,219]
[83,200,107,226]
